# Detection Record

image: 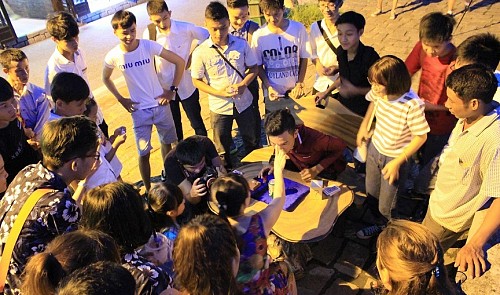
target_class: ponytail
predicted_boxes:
[22,252,67,295]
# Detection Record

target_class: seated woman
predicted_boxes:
[21,229,121,295]
[80,182,172,295]
[210,145,297,294]
[174,214,240,295]
[375,219,456,295]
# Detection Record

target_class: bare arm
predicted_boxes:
[260,145,287,235]
[158,48,185,89]
[192,78,232,98]
[102,66,137,112]
[455,197,500,278]
[382,134,427,185]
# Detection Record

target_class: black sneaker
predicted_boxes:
[356,224,385,239]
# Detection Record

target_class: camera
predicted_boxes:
[198,166,218,191]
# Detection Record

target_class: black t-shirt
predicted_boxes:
[163,136,219,186]
[337,42,380,116]
[0,120,40,185]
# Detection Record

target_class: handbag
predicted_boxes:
[0,189,54,292]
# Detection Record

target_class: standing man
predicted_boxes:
[144,0,209,139]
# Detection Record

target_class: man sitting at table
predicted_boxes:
[163,135,226,221]
[260,108,347,182]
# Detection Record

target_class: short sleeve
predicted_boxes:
[298,23,311,59]
[104,49,116,69]
[202,136,219,161]
[251,29,263,65]
[244,42,258,67]
[190,46,205,80]
[308,21,320,59]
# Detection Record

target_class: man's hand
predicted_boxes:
[455,242,488,279]
[267,86,282,101]
[356,126,373,147]
[118,97,139,112]
[157,89,175,105]
[338,78,356,98]
[289,82,305,100]
[382,159,401,185]
[190,178,207,198]
[300,166,320,182]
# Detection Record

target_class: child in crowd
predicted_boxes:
[144,0,209,140]
[191,1,259,168]
[375,220,455,295]
[210,145,297,294]
[0,49,50,141]
[174,214,240,295]
[81,182,172,294]
[227,0,262,147]
[44,11,109,137]
[356,56,429,239]
[21,230,121,295]
[452,33,500,102]
[56,261,136,295]
[405,12,456,195]
[48,72,89,120]
[83,99,126,188]
[251,0,310,101]
[316,11,380,117]
[0,77,40,187]
[309,0,342,99]
[145,181,185,277]
[0,155,8,193]
[103,10,185,191]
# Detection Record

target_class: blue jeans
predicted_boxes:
[170,89,207,140]
[210,106,258,167]
[365,142,409,221]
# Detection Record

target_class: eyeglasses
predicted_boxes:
[69,152,100,162]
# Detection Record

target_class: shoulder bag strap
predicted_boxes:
[0,189,54,292]
[317,20,338,55]
[147,23,158,72]
[211,45,245,79]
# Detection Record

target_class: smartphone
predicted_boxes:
[249,177,262,191]
[323,185,341,197]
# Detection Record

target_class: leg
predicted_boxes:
[210,111,234,168]
[371,0,383,15]
[447,0,456,14]
[248,79,263,147]
[131,109,154,191]
[390,0,398,19]
[153,104,178,161]
[161,143,172,162]
[378,154,409,220]
[139,153,152,191]
[234,106,258,156]
[364,143,385,220]
[169,95,184,141]
[422,208,466,252]
[180,89,208,136]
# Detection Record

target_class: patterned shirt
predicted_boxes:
[430,104,500,232]
[122,250,171,295]
[0,163,80,293]
[367,89,430,158]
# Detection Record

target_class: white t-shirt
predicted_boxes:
[142,20,209,99]
[251,20,311,94]
[309,19,340,92]
[104,40,165,110]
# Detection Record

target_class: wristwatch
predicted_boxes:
[170,85,179,93]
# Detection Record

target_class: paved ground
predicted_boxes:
[10,0,500,294]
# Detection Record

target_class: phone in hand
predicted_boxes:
[323,185,341,197]
[249,177,262,191]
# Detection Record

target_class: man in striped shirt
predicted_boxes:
[423,64,500,279]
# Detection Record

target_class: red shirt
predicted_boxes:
[405,41,457,135]
[287,125,347,174]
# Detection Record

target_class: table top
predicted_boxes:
[211,161,354,243]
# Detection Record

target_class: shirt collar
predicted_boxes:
[207,34,236,50]
[53,48,80,65]
[460,102,500,137]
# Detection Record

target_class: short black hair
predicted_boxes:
[41,116,99,169]
[456,33,500,71]
[56,262,136,295]
[227,0,249,8]
[335,10,365,31]
[46,11,79,40]
[51,72,90,104]
[205,1,229,21]
[175,135,207,166]
[419,12,455,43]
[446,64,497,104]
[111,10,136,30]
[264,109,296,136]
[259,0,285,12]
[0,77,14,102]
[0,49,28,69]
[146,0,169,15]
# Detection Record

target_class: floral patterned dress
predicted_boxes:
[122,250,171,295]
[236,214,290,295]
[0,163,80,294]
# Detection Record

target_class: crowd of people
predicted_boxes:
[0,0,499,294]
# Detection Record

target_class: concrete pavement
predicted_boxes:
[7,0,499,293]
